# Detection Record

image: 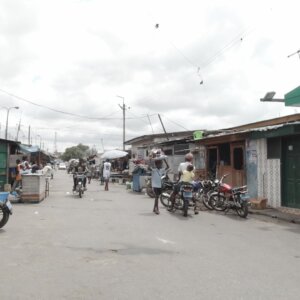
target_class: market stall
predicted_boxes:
[21,173,46,203]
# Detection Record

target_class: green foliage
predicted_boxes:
[61,143,90,161]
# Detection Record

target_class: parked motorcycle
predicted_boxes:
[0,192,13,228]
[181,183,194,217]
[209,174,250,218]
[73,173,87,198]
[145,177,155,198]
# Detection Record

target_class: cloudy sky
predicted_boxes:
[1,0,300,153]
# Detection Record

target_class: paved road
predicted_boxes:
[1,170,300,300]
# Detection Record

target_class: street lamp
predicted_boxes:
[5,106,19,140]
[117,95,126,150]
[260,92,284,102]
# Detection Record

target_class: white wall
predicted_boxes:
[257,139,281,208]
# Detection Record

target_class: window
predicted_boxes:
[164,149,173,156]
[174,144,189,155]
[233,147,244,170]
[219,143,230,166]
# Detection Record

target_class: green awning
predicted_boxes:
[285,86,300,107]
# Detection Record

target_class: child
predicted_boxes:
[181,164,199,214]
[181,164,195,183]
[151,159,166,215]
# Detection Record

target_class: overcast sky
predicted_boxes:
[1,0,300,153]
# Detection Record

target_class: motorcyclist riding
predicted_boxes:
[72,158,87,191]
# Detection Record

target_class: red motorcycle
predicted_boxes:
[209,174,250,218]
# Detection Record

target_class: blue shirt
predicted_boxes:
[151,168,166,188]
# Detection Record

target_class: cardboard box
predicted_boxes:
[250,197,267,209]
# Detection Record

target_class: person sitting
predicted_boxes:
[180,164,200,215]
[181,164,194,182]
[72,159,87,191]
[168,152,194,211]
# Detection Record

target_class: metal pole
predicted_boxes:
[5,106,19,140]
[5,108,11,140]
[158,114,169,140]
[122,99,125,150]
[117,95,126,150]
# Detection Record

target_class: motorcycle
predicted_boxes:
[146,174,175,207]
[145,177,155,198]
[0,192,13,228]
[161,181,199,215]
[73,172,87,198]
[209,174,250,218]
[181,183,194,217]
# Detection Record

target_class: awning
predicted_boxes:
[18,144,40,153]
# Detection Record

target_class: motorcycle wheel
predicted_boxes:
[201,193,214,210]
[0,206,10,228]
[79,189,82,198]
[236,201,248,218]
[183,199,188,217]
[146,187,155,198]
[209,193,227,211]
[160,192,172,207]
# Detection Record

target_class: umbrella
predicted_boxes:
[101,149,128,160]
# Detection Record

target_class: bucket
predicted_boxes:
[4,184,11,192]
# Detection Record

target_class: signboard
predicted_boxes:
[193,131,203,140]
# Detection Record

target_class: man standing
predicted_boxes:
[103,159,112,191]
[11,159,22,192]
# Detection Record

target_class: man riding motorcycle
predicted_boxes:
[168,152,199,214]
[72,159,87,191]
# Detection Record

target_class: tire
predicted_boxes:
[183,199,188,217]
[0,206,9,228]
[236,201,248,218]
[209,193,226,211]
[79,189,82,198]
[201,193,214,210]
[146,187,155,198]
[160,193,171,207]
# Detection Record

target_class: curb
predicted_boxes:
[249,209,300,224]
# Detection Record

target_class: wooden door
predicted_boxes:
[231,143,245,187]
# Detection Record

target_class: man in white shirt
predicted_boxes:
[168,152,194,211]
[103,159,112,191]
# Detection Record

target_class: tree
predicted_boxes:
[61,143,90,161]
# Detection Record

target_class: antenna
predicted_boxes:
[287,49,300,59]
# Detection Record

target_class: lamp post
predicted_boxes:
[5,106,19,140]
[117,95,126,150]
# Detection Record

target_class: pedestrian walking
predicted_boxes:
[151,159,166,215]
[11,159,22,192]
[103,159,112,191]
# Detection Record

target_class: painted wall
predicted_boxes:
[245,139,258,198]
[256,139,281,208]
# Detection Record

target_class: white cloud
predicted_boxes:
[1,0,300,152]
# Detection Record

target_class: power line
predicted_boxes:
[0,88,154,121]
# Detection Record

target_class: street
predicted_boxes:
[1,170,300,300]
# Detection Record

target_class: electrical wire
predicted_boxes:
[0,88,153,121]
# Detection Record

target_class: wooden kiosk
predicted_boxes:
[21,174,46,203]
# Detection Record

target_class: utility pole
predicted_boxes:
[117,95,130,150]
[16,118,21,141]
[54,131,57,153]
[28,125,31,145]
[158,114,169,140]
